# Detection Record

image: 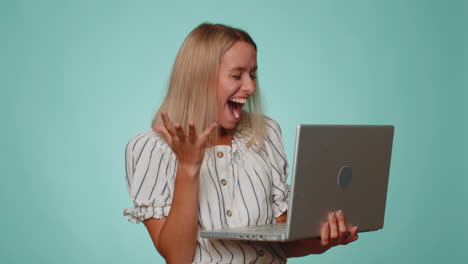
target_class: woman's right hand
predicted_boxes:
[153,112,217,174]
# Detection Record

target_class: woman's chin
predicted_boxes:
[217,121,237,133]
[220,124,236,131]
[217,111,241,133]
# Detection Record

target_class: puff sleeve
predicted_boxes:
[264,118,290,217]
[123,130,176,224]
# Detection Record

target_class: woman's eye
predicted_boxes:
[250,74,257,80]
[232,75,241,80]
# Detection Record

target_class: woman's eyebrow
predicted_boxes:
[229,66,258,71]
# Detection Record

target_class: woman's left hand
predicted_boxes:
[277,210,358,256]
[320,210,358,247]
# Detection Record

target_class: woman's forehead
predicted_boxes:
[220,42,257,70]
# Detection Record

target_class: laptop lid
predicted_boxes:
[286,125,394,241]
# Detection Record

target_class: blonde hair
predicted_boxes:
[152,23,265,148]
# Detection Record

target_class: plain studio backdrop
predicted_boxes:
[1,0,466,263]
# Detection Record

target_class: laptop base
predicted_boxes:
[201,223,288,242]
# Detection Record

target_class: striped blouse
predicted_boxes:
[123,117,290,264]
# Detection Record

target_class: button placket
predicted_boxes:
[216,146,234,225]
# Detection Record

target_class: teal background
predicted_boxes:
[1,0,466,263]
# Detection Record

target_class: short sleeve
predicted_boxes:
[123,130,175,224]
[264,117,290,217]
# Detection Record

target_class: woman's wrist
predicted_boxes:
[177,163,201,179]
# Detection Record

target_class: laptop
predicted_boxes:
[200,125,394,242]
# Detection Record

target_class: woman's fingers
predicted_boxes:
[188,122,196,144]
[158,115,217,148]
[174,123,186,141]
[199,122,218,142]
[337,210,347,243]
[351,226,358,238]
[320,223,330,246]
[153,125,173,145]
[328,212,338,241]
[161,112,177,137]
[320,210,358,247]
[344,226,359,244]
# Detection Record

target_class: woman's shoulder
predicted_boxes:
[125,128,170,156]
[261,116,286,156]
[262,115,283,141]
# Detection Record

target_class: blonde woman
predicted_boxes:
[124,23,358,264]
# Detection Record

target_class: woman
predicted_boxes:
[124,23,358,264]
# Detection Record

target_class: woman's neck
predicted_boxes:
[216,127,235,146]
[219,127,235,136]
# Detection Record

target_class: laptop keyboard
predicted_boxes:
[231,223,287,234]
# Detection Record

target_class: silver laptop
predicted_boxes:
[201,125,394,242]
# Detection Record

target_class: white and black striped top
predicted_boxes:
[123,117,290,264]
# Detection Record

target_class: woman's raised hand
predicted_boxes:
[153,112,217,174]
[320,210,358,247]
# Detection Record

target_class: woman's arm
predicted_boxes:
[143,113,217,264]
[145,165,201,264]
[276,210,359,257]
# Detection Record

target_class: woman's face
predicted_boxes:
[216,41,257,131]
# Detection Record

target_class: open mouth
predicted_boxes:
[227,98,246,120]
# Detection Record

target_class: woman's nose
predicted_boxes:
[242,78,256,95]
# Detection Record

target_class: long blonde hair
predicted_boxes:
[152,23,265,148]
